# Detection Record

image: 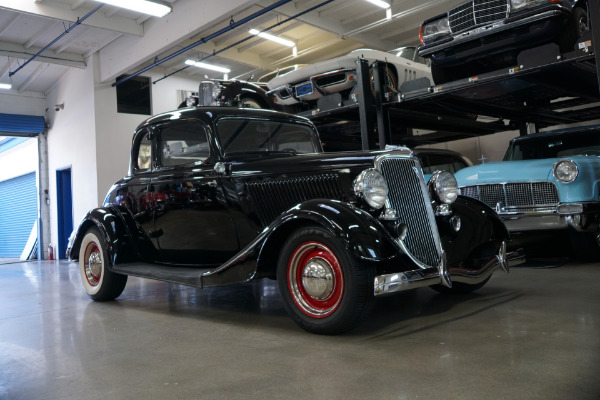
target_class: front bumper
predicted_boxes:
[419,9,567,64]
[374,241,525,296]
[499,202,600,232]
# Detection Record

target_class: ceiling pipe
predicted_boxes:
[112,0,294,87]
[153,0,335,84]
[9,4,103,78]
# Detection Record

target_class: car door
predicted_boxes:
[110,128,162,260]
[151,120,239,265]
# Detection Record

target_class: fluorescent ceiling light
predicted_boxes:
[249,29,295,47]
[92,0,171,17]
[185,60,231,73]
[0,83,12,90]
[365,0,390,9]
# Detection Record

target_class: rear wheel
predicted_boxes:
[277,227,374,334]
[79,227,127,301]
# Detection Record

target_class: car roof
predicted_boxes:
[511,124,600,143]
[135,107,311,131]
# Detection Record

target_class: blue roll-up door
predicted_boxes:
[0,173,37,257]
[0,113,45,136]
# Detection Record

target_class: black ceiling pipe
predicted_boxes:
[9,4,104,78]
[112,0,294,87]
[153,0,336,84]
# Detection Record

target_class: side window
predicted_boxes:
[159,122,210,167]
[135,132,152,172]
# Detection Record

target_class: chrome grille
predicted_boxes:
[378,157,442,268]
[459,182,559,211]
[448,0,509,33]
[247,174,345,227]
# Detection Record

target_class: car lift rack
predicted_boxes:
[300,2,600,151]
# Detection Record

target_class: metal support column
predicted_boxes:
[372,61,391,149]
[355,59,375,150]
[590,0,600,95]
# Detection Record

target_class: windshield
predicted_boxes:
[504,130,600,161]
[217,119,322,157]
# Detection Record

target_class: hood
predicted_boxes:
[455,157,600,203]
[455,159,559,185]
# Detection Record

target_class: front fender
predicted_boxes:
[441,196,510,267]
[268,199,399,261]
[68,205,139,265]
[202,199,400,286]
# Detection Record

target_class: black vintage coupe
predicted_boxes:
[68,107,521,334]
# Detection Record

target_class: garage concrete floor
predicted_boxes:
[0,259,598,400]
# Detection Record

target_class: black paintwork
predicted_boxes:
[69,107,508,288]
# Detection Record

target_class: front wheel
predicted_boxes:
[277,227,374,334]
[79,227,127,301]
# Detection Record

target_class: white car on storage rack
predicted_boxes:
[266,47,432,108]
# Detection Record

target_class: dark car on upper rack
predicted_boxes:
[179,79,280,110]
[418,0,590,84]
[67,107,522,334]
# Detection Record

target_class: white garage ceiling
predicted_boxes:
[0,0,465,97]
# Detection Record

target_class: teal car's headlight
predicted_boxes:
[420,17,450,43]
[429,170,458,204]
[354,169,388,209]
[553,159,579,183]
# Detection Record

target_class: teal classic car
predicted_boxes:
[455,125,600,258]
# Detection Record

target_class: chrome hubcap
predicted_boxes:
[85,245,102,287]
[301,259,334,300]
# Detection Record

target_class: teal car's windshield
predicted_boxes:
[504,130,600,161]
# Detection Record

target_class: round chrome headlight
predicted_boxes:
[354,169,388,209]
[429,170,458,204]
[185,96,198,107]
[553,160,579,183]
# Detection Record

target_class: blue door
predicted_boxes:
[0,172,37,258]
[56,168,73,260]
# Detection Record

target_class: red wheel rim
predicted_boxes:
[84,242,102,287]
[287,241,344,318]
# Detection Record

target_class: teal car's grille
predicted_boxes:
[460,182,559,211]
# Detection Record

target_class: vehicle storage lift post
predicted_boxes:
[591,0,600,94]
[355,58,376,150]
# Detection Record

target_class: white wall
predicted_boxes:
[0,139,38,182]
[45,64,98,248]
[0,93,46,116]
[92,54,199,205]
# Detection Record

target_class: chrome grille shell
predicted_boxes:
[449,0,509,33]
[459,182,559,212]
[376,155,443,268]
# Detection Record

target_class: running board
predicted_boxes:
[111,262,213,288]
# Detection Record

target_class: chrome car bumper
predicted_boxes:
[374,241,525,296]
[500,202,600,232]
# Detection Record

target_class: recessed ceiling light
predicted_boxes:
[249,29,295,47]
[0,83,12,90]
[364,0,390,9]
[185,60,231,73]
[91,0,171,17]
